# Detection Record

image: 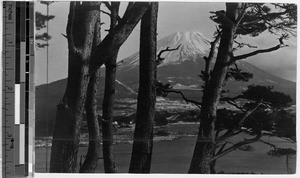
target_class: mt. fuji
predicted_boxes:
[121,31,210,68]
[117,31,295,100]
[35,31,295,136]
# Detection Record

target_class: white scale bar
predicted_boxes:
[15,84,20,124]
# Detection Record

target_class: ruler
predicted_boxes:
[2,1,34,177]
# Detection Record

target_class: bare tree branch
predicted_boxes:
[227,100,245,111]
[220,94,245,102]
[100,9,111,16]
[259,139,276,149]
[227,35,288,65]
[103,2,111,11]
[216,141,228,155]
[233,40,257,51]
[212,131,262,162]
[234,44,282,61]
[163,89,202,109]
[216,99,263,146]
[90,2,151,71]
[236,3,248,26]
[238,100,262,126]
[216,130,242,147]
[156,45,181,65]
[61,33,67,39]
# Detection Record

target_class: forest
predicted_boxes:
[35,1,297,174]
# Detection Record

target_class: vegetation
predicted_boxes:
[47,1,296,174]
[35,1,54,48]
[188,3,296,173]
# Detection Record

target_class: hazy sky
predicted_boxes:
[35,2,297,85]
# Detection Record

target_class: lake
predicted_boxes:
[35,123,296,174]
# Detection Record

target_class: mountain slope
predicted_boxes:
[117,31,295,99]
[35,31,296,136]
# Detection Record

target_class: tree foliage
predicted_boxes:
[189,3,297,173]
[210,3,297,37]
[242,85,292,108]
[35,3,55,48]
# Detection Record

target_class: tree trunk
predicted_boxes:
[79,10,102,172]
[188,3,240,174]
[79,69,101,173]
[50,2,101,173]
[90,2,151,70]
[101,2,119,173]
[102,58,118,173]
[210,159,217,174]
[129,3,158,173]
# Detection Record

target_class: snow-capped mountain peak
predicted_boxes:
[120,31,211,68]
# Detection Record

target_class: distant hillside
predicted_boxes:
[35,31,296,137]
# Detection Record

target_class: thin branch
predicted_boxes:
[216,100,263,146]
[110,2,121,25]
[238,100,262,126]
[236,3,248,26]
[227,100,245,111]
[211,131,262,162]
[102,2,121,24]
[91,2,151,70]
[164,89,202,109]
[229,35,288,65]
[220,94,245,101]
[220,89,250,110]
[61,33,67,39]
[156,45,181,65]
[234,40,258,50]
[259,139,276,149]
[103,2,111,11]
[235,45,281,60]
[216,141,227,155]
[216,130,242,147]
[100,9,111,16]
[232,63,248,81]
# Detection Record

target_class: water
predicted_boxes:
[35,135,296,173]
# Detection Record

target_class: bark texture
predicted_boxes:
[79,9,102,173]
[101,2,119,173]
[90,2,151,71]
[101,59,118,173]
[129,2,158,173]
[188,3,240,174]
[50,2,101,173]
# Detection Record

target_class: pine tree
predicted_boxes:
[189,3,296,173]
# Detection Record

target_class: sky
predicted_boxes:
[35,1,297,85]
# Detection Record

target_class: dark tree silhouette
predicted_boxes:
[189,3,296,173]
[79,4,102,173]
[209,85,293,173]
[129,2,158,173]
[101,2,120,173]
[50,2,101,173]
[50,1,152,173]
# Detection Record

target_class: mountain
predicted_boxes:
[35,31,296,136]
[35,78,137,136]
[117,31,296,100]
